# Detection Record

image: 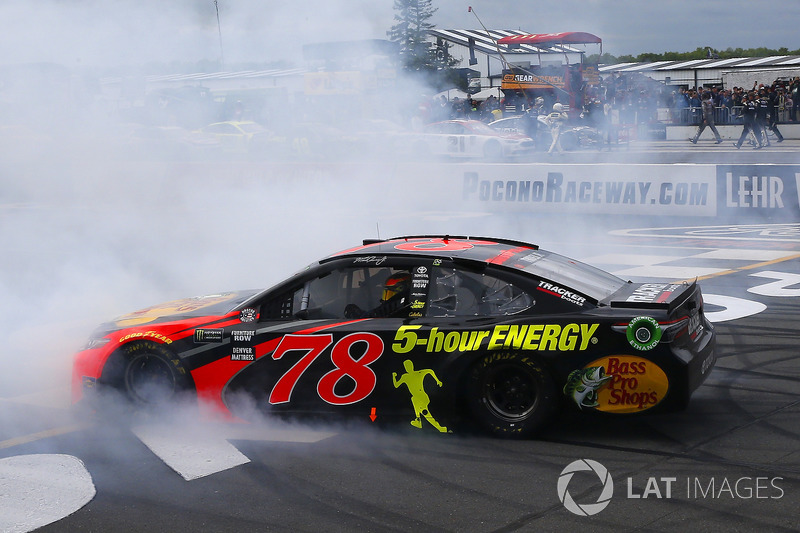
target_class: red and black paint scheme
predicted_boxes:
[73,236,716,438]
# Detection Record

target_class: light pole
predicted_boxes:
[214,0,225,70]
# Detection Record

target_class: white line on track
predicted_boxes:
[132,422,337,481]
[0,454,95,533]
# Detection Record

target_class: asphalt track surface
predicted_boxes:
[1,142,799,532]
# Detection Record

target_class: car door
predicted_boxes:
[223,258,425,418]
[422,122,466,156]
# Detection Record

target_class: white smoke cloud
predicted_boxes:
[0,1,394,67]
[1,0,792,427]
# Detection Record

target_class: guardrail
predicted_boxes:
[676,106,741,125]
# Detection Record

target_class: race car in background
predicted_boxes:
[418,120,535,160]
[488,114,603,151]
[189,120,279,153]
[73,236,715,438]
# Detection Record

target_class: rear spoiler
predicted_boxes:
[608,280,697,314]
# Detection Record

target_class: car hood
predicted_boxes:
[108,290,260,328]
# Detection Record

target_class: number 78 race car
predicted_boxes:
[73,236,716,438]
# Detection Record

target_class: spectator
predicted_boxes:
[765,87,784,142]
[791,77,800,121]
[733,92,762,149]
[710,86,721,106]
[688,89,702,123]
[467,99,480,119]
[545,102,568,154]
[755,88,772,146]
[732,87,744,107]
[479,95,501,122]
[434,95,450,122]
[523,97,545,149]
[719,89,733,110]
[449,97,465,119]
[690,92,723,144]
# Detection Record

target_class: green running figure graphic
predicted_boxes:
[392,360,448,432]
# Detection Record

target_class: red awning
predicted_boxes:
[497,32,602,47]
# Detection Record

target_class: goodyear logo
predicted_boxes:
[118,330,173,344]
[393,324,599,354]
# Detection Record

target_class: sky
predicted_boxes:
[1,0,798,68]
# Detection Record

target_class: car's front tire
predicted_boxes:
[120,341,194,407]
[466,352,557,438]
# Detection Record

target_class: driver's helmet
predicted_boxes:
[535,97,544,106]
[553,102,564,112]
[382,272,411,302]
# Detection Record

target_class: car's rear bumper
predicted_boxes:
[667,324,716,410]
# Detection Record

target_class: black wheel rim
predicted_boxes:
[482,363,538,421]
[125,353,177,404]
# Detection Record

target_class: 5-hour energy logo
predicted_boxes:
[393,323,599,354]
[558,459,785,516]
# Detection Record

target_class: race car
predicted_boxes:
[73,236,716,438]
[189,120,278,153]
[418,120,534,160]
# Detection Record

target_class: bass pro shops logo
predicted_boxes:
[557,459,614,516]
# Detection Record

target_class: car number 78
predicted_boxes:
[269,332,384,406]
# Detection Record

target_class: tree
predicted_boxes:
[387,0,457,74]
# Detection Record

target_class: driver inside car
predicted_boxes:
[345,271,412,319]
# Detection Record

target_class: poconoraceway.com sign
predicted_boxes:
[458,165,800,219]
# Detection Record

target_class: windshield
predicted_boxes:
[517,250,627,302]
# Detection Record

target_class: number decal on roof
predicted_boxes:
[393,238,496,252]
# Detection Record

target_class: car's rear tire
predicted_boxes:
[120,341,193,407]
[466,352,557,438]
